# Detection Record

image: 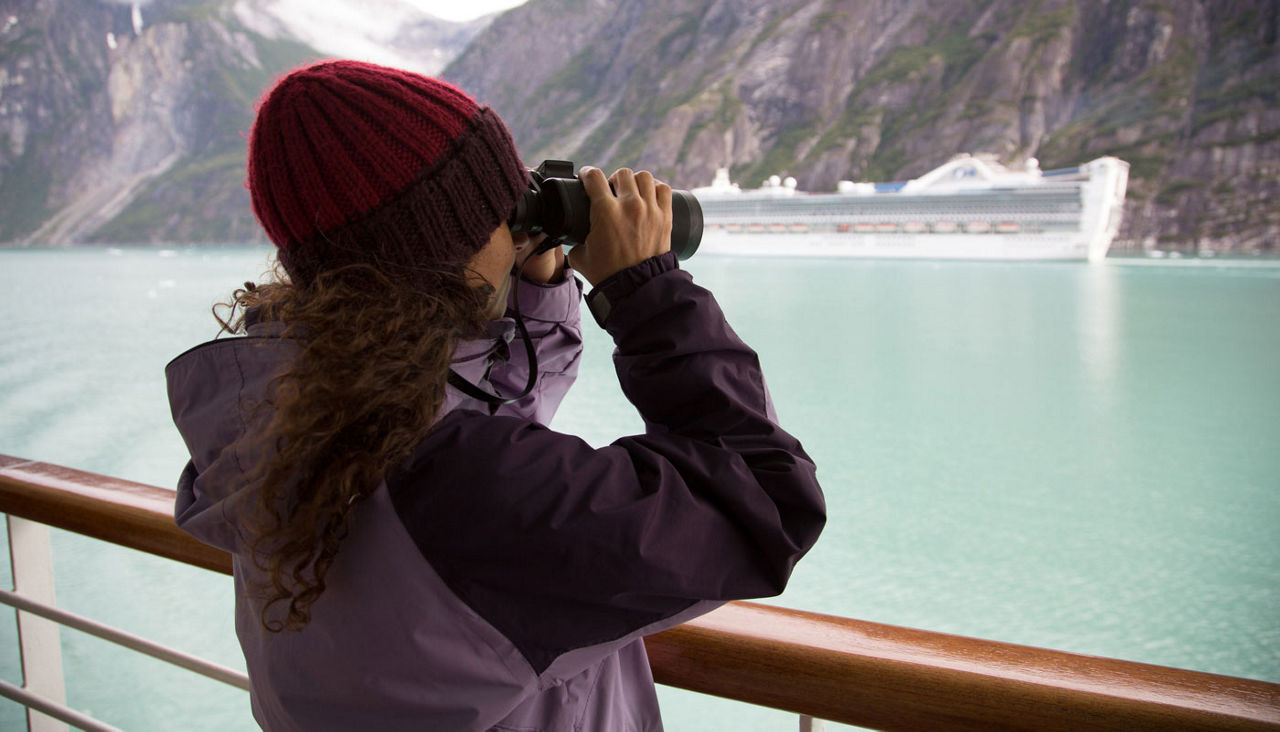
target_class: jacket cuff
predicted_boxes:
[508,265,583,324]
[584,252,679,328]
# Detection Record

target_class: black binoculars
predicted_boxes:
[508,160,703,259]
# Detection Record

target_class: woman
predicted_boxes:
[167,60,825,731]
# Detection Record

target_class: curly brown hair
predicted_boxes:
[216,259,490,632]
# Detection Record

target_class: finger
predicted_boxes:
[579,166,613,203]
[634,170,656,203]
[567,241,587,272]
[656,181,673,223]
[610,167,637,196]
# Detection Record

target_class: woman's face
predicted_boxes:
[467,223,517,319]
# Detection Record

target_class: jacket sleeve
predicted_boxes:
[486,266,584,425]
[388,253,825,681]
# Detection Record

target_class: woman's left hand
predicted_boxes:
[514,232,565,284]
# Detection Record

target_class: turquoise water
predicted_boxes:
[1,247,1278,730]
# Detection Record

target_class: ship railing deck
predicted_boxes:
[2,453,1278,731]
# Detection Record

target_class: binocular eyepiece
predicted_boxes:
[508,160,703,260]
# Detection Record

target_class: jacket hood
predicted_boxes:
[166,298,551,554]
[166,324,295,553]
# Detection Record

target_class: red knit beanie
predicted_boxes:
[247,60,528,287]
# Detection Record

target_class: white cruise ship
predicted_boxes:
[691,154,1129,262]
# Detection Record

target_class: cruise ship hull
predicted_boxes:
[693,156,1130,263]
[699,230,1098,261]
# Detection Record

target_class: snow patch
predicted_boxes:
[233,0,444,74]
[403,0,528,22]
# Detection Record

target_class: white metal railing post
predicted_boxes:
[0,589,250,691]
[7,515,69,732]
[799,714,826,732]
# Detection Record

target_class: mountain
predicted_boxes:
[445,0,1279,254]
[0,0,486,245]
[2,0,1277,252]
[233,0,489,76]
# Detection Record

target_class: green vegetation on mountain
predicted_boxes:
[2,0,1276,251]
[448,0,1277,252]
[0,127,55,241]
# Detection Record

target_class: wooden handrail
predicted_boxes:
[0,455,231,574]
[3,453,1279,730]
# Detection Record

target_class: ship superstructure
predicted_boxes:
[692,155,1129,262]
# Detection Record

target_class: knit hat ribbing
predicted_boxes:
[247,60,528,286]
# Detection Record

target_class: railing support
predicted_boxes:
[799,714,825,731]
[0,681,119,732]
[7,514,68,732]
[0,588,249,690]
[3,454,1280,731]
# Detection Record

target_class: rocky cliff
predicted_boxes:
[2,0,1276,251]
[1,0,311,242]
[0,0,481,244]
[447,0,1279,253]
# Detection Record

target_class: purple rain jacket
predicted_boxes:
[167,253,825,731]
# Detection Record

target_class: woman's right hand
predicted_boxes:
[568,166,673,286]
